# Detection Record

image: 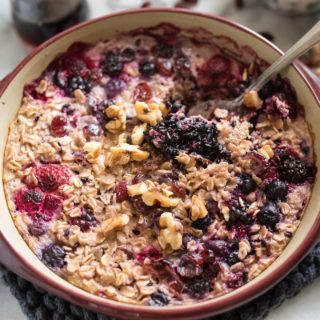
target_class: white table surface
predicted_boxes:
[0,0,319,319]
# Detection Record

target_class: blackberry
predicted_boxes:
[279,157,309,183]
[257,202,280,228]
[228,199,251,226]
[238,173,256,194]
[67,76,92,95]
[139,60,156,77]
[102,51,123,76]
[145,114,227,163]
[154,42,174,58]
[191,214,212,230]
[227,252,240,266]
[185,276,211,298]
[42,244,66,269]
[148,291,169,306]
[265,180,288,201]
[120,47,136,62]
[23,190,44,204]
[70,206,97,232]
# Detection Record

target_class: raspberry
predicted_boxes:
[115,181,128,203]
[35,164,72,192]
[42,244,66,269]
[51,115,68,137]
[43,194,63,218]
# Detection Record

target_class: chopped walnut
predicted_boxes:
[191,195,208,221]
[243,90,262,109]
[105,103,126,133]
[105,143,149,167]
[74,89,87,104]
[134,101,163,126]
[127,182,148,197]
[175,152,196,168]
[83,141,102,163]
[99,214,130,237]
[158,212,183,251]
[131,123,147,145]
[35,80,48,94]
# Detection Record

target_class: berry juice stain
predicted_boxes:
[11,0,89,46]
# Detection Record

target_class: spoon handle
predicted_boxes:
[246,20,320,94]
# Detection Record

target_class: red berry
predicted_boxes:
[43,194,63,217]
[35,164,72,192]
[51,115,68,137]
[156,58,173,76]
[136,246,162,263]
[115,181,128,203]
[169,181,186,199]
[134,82,153,102]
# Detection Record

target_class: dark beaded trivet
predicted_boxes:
[1,243,320,320]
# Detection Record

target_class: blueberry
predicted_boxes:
[257,202,280,228]
[238,173,256,194]
[103,51,123,76]
[227,252,240,266]
[105,78,125,98]
[279,157,309,183]
[265,180,288,201]
[148,291,169,306]
[28,220,47,237]
[139,60,156,77]
[191,215,212,230]
[42,244,66,269]
[205,240,230,258]
[154,42,174,58]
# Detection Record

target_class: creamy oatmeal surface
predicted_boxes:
[3,25,316,306]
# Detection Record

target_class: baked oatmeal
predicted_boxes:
[3,24,316,306]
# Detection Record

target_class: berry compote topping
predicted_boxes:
[145,113,227,162]
[136,246,162,263]
[51,115,69,137]
[42,244,66,269]
[70,206,98,232]
[34,164,72,192]
[102,51,123,77]
[176,254,203,279]
[147,291,169,307]
[43,194,63,217]
[237,173,256,195]
[265,180,288,201]
[257,202,280,228]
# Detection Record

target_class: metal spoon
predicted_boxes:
[188,20,320,117]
